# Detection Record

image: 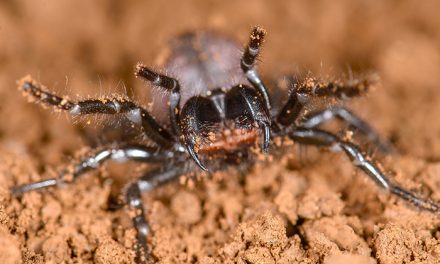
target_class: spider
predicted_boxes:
[12,26,440,263]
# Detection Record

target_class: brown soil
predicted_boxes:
[1,1,440,263]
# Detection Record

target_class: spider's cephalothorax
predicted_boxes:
[12,27,440,263]
[179,84,270,168]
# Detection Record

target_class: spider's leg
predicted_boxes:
[276,75,376,127]
[300,106,394,153]
[11,145,170,195]
[125,165,185,264]
[241,26,271,110]
[135,64,181,136]
[296,76,374,98]
[18,77,174,149]
[289,127,440,212]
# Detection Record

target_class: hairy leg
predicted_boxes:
[276,75,377,127]
[18,76,174,148]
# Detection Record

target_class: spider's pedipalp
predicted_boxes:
[135,63,181,136]
[241,26,271,110]
[135,64,177,90]
[241,26,266,73]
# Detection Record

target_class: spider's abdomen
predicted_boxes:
[165,31,247,96]
[152,31,248,122]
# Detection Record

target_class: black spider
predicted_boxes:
[12,26,440,263]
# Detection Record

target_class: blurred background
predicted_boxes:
[1,0,440,165]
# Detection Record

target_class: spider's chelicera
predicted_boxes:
[12,26,440,263]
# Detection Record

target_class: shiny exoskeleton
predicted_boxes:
[12,27,440,263]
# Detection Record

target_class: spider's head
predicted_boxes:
[179,85,271,171]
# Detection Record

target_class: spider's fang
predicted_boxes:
[186,144,208,171]
[260,121,270,153]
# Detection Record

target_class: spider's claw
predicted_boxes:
[260,121,270,153]
[186,144,208,171]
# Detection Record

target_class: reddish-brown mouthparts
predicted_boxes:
[197,128,259,155]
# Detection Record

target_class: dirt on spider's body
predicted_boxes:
[1,1,440,264]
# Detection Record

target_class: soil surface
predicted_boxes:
[1,1,440,263]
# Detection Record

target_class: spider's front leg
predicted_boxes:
[277,75,376,127]
[276,76,391,152]
[289,127,440,212]
[18,77,175,148]
[125,165,186,264]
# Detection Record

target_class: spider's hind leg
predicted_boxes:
[11,145,168,196]
[289,127,440,212]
